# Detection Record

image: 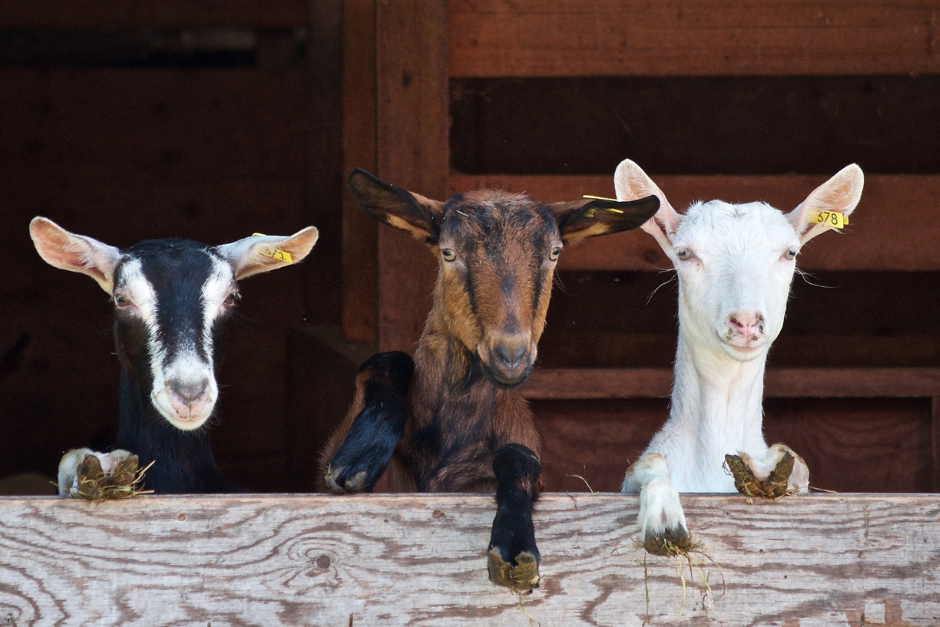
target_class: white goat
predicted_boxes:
[615,160,864,551]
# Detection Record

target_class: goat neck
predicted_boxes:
[660,321,768,493]
[114,369,236,494]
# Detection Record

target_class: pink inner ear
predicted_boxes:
[30,218,119,288]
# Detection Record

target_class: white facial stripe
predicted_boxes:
[120,254,230,431]
[201,256,237,358]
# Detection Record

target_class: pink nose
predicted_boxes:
[727,311,765,339]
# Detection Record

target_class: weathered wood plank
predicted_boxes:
[374,1,449,353]
[522,368,940,400]
[1,494,938,625]
[449,0,940,77]
[0,1,307,28]
[450,174,940,272]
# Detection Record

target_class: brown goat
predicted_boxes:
[321,169,660,590]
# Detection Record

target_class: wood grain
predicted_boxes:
[533,397,934,494]
[1,494,939,625]
[449,0,940,77]
[374,1,449,353]
[450,174,940,272]
[0,1,307,28]
[341,0,379,343]
[522,368,940,400]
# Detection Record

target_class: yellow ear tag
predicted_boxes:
[250,233,293,263]
[810,211,849,229]
[582,195,624,215]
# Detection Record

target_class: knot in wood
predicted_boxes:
[316,555,331,569]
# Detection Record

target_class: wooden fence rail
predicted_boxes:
[1,494,939,626]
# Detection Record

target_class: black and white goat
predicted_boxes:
[30,217,318,494]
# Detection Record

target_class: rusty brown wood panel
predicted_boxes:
[535,397,934,494]
[374,1,448,353]
[341,0,379,343]
[450,174,940,272]
[522,368,940,400]
[933,398,940,491]
[449,0,940,77]
[0,1,307,28]
[1,494,939,625]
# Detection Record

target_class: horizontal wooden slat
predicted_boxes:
[0,1,307,29]
[522,368,940,400]
[450,0,940,77]
[450,173,940,272]
[2,494,939,625]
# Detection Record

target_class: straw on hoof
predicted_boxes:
[725,451,796,499]
[487,548,540,592]
[65,454,154,501]
[644,527,694,557]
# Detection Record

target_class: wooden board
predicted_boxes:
[450,174,940,272]
[534,397,935,494]
[341,0,379,343]
[374,1,449,352]
[0,1,306,28]
[450,0,940,77]
[522,368,940,400]
[1,494,939,625]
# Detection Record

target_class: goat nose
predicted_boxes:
[170,379,209,405]
[728,311,765,337]
[495,341,527,370]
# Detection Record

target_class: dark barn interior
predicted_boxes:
[2,1,940,495]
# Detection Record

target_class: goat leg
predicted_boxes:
[324,352,413,493]
[487,443,541,591]
[622,453,691,555]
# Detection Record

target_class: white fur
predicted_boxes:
[57,448,134,495]
[615,160,863,544]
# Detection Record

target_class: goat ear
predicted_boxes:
[787,164,864,245]
[347,168,444,243]
[216,227,319,280]
[551,196,660,243]
[614,159,682,253]
[29,217,122,293]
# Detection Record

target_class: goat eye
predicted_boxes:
[441,248,457,262]
[549,247,561,261]
[675,248,693,261]
[224,291,239,306]
[114,294,130,307]
[783,247,798,261]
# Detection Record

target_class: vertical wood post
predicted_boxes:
[933,397,940,491]
[374,0,449,352]
[341,0,379,343]
[306,0,344,325]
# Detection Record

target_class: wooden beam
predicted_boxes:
[450,0,940,77]
[304,0,344,326]
[522,368,940,400]
[2,494,939,624]
[0,1,307,28]
[374,1,448,352]
[450,173,940,272]
[934,398,940,492]
[341,0,379,343]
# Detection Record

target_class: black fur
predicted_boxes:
[113,370,240,493]
[110,239,241,493]
[325,351,414,493]
[488,443,541,569]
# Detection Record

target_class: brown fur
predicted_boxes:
[321,174,659,494]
